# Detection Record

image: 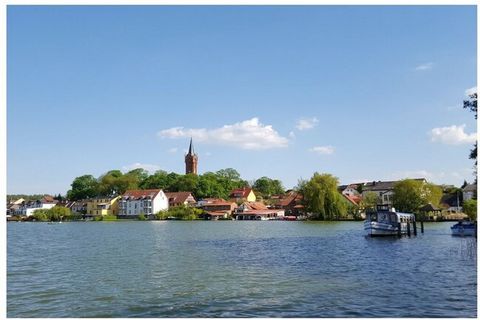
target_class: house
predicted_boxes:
[234,209,285,220]
[165,192,196,207]
[440,193,462,213]
[273,191,304,216]
[118,189,169,217]
[86,196,121,217]
[339,184,362,197]
[362,178,427,206]
[71,200,88,214]
[198,198,237,218]
[463,183,477,201]
[234,201,284,220]
[230,187,256,203]
[15,196,57,217]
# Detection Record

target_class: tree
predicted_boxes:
[253,176,285,198]
[67,175,99,200]
[48,206,72,221]
[464,92,477,181]
[361,191,379,212]
[302,173,347,220]
[392,179,442,213]
[98,170,124,196]
[31,209,49,221]
[463,199,477,221]
[139,170,169,189]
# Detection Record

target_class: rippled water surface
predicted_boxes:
[7,221,477,317]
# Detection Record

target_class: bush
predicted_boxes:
[155,206,202,220]
[138,213,146,221]
[94,215,103,221]
[32,209,49,222]
[463,199,477,220]
[103,215,117,221]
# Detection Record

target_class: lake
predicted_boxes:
[7,221,477,317]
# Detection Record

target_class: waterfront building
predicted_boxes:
[86,196,120,216]
[463,183,477,201]
[185,138,198,175]
[230,187,256,203]
[16,196,57,217]
[118,189,169,217]
[165,192,196,207]
[234,201,285,220]
[71,200,88,214]
[273,191,304,216]
[198,198,237,218]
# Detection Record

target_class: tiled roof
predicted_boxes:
[165,192,196,205]
[242,202,268,210]
[122,189,162,200]
[230,187,253,198]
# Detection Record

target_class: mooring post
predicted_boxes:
[407,222,411,237]
[413,220,417,236]
[397,222,402,237]
[421,220,424,233]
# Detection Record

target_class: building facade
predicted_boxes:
[118,189,169,217]
[86,196,120,216]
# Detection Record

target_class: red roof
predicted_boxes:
[230,187,253,198]
[242,202,268,210]
[122,189,162,200]
[165,192,196,205]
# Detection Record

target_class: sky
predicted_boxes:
[7,5,477,195]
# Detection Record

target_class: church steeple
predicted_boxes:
[188,137,195,155]
[185,138,198,175]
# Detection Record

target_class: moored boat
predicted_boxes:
[451,220,476,237]
[364,205,416,237]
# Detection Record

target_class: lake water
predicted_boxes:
[7,221,477,317]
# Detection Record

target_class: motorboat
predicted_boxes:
[364,205,416,237]
[451,220,476,237]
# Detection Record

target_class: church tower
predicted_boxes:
[185,138,198,175]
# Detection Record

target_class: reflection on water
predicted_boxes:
[7,221,477,317]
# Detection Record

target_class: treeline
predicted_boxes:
[66,168,285,201]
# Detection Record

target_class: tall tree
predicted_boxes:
[464,91,477,180]
[67,175,99,200]
[392,179,442,213]
[302,173,347,220]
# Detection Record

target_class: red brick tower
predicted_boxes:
[185,138,198,175]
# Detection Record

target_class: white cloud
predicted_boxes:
[122,163,161,173]
[158,118,289,150]
[295,117,319,130]
[429,124,477,145]
[390,170,444,182]
[465,86,477,97]
[289,131,296,139]
[309,146,334,155]
[167,147,178,153]
[415,62,433,71]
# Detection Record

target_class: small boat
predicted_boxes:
[364,205,416,237]
[451,220,476,237]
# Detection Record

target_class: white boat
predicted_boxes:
[451,220,476,237]
[364,205,416,237]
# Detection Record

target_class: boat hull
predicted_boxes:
[451,224,476,237]
[364,221,399,237]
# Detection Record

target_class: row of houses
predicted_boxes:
[339,178,477,212]
[7,187,293,220]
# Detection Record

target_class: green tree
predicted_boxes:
[463,199,477,220]
[48,206,72,221]
[196,172,225,199]
[176,174,199,192]
[303,173,347,220]
[392,179,442,213]
[140,170,169,189]
[361,191,379,212]
[253,176,285,198]
[32,209,49,221]
[156,205,202,220]
[98,170,124,196]
[67,175,99,200]
[464,92,477,181]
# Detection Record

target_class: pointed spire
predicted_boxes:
[188,137,195,155]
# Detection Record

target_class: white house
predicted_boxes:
[118,189,169,217]
[16,196,57,217]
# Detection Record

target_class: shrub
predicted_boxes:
[138,213,146,221]
[103,215,117,221]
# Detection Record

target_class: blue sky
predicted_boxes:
[7,5,477,195]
